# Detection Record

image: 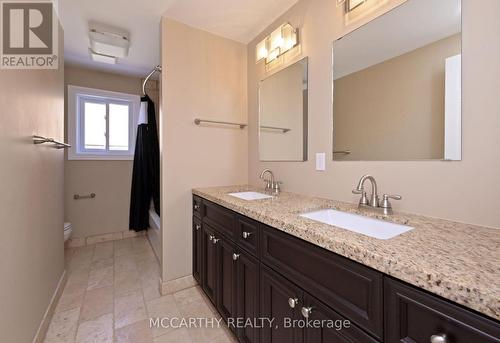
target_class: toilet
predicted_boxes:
[64,222,73,242]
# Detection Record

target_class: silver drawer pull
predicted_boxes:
[430,334,448,343]
[194,204,200,210]
[288,297,299,308]
[209,235,215,242]
[212,238,219,245]
[195,224,201,231]
[242,231,252,239]
[301,306,313,318]
[232,253,240,261]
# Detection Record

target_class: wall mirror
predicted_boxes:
[332,0,462,161]
[259,58,308,161]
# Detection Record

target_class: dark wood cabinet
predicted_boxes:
[261,225,383,339]
[303,293,378,343]
[260,265,303,343]
[385,278,500,343]
[192,217,202,284]
[193,196,500,343]
[215,234,237,327]
[201,223,217,305]
[236,250,260,343]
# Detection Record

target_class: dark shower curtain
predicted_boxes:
[129,95,160,231]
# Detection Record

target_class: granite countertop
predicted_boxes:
[193,185,500,321]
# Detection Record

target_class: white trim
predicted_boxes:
[67,85,140,160]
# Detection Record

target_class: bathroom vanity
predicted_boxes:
[192,186,500,343]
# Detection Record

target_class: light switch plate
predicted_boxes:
[316,153,326,171]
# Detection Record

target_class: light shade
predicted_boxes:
[255,23,299,64]
[89,23,130,59]
[90,49,117,64]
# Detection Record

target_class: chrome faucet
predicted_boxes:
[352,175,401,215]
[260,169,281,194]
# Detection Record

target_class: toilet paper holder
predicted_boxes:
[74,193,96,200]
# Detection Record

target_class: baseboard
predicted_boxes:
[160,275,197,295]
[32,270,67,343]
[65,230,146,248]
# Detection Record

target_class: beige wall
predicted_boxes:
[333,34,461,160]
[248,0,500,228]
[64,65,158,238]
[0,29,65,342]
[161,18,248,282]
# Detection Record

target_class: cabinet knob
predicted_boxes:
[430,334,449,343]
[194,204,200,210]
[232,253,240,261]
[212,238,219,245]
[242,231,252,239]
[301,306,314,318]
[209,235,215,242]
[195,224,201,231]
[288,297,299,308]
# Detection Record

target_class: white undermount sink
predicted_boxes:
[228,191,273,201]
[300,209,413,240]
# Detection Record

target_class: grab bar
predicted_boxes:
[194,118,247,129]
[260,125,291,133]
[74,193,96,200]
[33,135,71,149]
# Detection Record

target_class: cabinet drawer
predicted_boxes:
[385,277,500,343]
[261,225,383,339]
[236,215,260,257]
[193,195,203,218]
[202,200,236,240]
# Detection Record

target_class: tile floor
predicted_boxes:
[44,236,236,343]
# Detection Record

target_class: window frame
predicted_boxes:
[67,85,140,160]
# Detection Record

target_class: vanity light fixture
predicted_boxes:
[337,0,368,12]
[255,23,298,64]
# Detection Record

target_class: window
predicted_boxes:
[68,85,140,160]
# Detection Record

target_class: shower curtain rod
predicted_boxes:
[142,65,162,96]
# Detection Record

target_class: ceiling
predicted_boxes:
[60,0,298,77]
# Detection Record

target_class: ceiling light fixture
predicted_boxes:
[88,22,130,63]
[255,23,298,64]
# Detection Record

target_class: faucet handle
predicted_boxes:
[381,194,402,209]
[272,181,282,194]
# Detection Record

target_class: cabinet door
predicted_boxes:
[260,266,303,343]
[385,278,500,343]
[202,224,217,305]
[192,218,202,284]
[303,293,378,343]
[236,251,260,343]
[215,235,237,327]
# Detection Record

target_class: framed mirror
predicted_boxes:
[259,58,308,161]
[332,0,462,161]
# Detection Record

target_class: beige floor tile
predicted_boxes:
[80,286,114,322]
[115,254,138,273]
[44,307,80,343]
[114,289,147,329]
[114,239,133,257]
[153,328,192,343]
[91,257,114,271]
[173,286,205,307]
[55,279,87,313]
[87,266,114,291]
[146,295,182,338]
[115,269,142,296]
[93,242,114,261]
[114,319,153,343]
[141,278,161,302]
[76,313,113,343]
